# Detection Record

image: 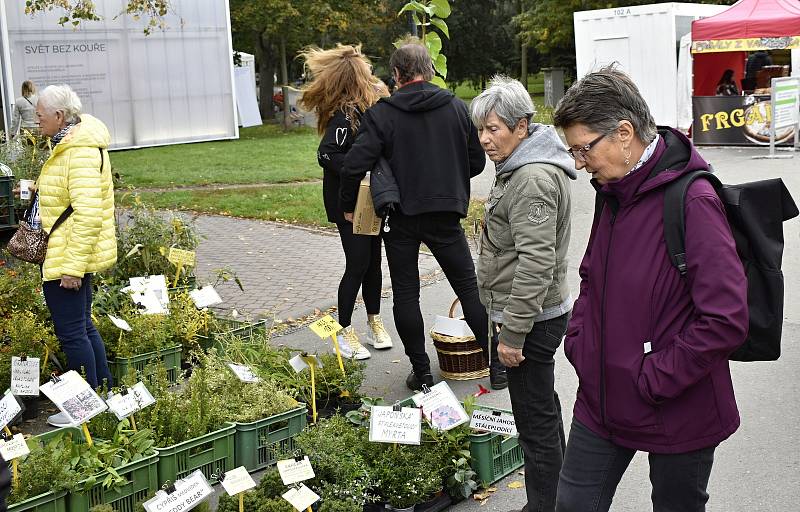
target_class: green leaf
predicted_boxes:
[398,1,431,17]
[429,17,449,39]
[424,32,442,57]
[430,76,447,89]
[433,53,448,79]
[429,0,452,19]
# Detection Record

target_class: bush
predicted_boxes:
[217,470,291,512]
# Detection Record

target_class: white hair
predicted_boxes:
[471,75,536,131]
[38,84,82,124]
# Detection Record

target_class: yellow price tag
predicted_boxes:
[309,315,343,339]
[167,247,196,267]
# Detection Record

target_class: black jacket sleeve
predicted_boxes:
[317,111,353,176]
[468,120,486,178]
[340,109,385,213]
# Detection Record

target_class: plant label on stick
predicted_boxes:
[277,456,315,485]
[108,315,132,332]
[227,363,260,383]
[106,382,156,420]
[0,391,23,430]
[11,356,40,396]
[143,470,213,512]
[128,275,169,307]
[469,409,518,437]
[411,382,469,431]
[309,315,343,339]
[288,354,309,373]
[0,433,30,461]
[282,484,320,511]
[39,371,108,425]
[369,405,422,445]
[167,248,197,267]
[189,286,223,309]
[219,466,256,495]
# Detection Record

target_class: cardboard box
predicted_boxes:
[352,174,381,235]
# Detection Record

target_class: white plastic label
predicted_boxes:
[142,470,213,512]
[108,315,133,332]
[0,392,22,430]
[190,286,223,309]
[220,466,256,496]
[11,357,40,396]
[227,363,260,383]
[39,371,108,425]
[469,409,518,437]
[411,381,469,431]
[106,382,156,420]
[277,456,315,485]
[369,406,422,445]
[0,433,30,460]
[282,484,320,511]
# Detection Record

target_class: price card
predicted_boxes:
[108,315,132,332]
[282,484,320,511]
[411,381,469,431]
[143,470,213,512]
[277,456,315,485]
[0,433,30,461]
[220,466,256,496]
[39,371,108,425]
[227,363,260,383]
[127,288,167,315]
[167,248,197,267]
[0,391,23,430]
[128,275,169,309]
[288,354,309,373]
[369,406,422,445]
[469,409,518,437]
[309,315,343,339]
[106,382,156,420]
[11,356,40,396]
[189,286,223,308]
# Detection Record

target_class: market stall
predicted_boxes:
[691,0,800,145]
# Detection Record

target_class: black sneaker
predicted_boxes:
[490,361,508,390]
[405,371,434,391]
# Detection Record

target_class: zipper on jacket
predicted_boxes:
[599,208,617,439]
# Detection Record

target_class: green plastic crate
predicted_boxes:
[68,454,159,512]
[399,398,523,484]
[33,426,84,445]
[8,491,68,512]
[156,423,235,485]
[107,345,182,384]
[0,176,17,229]
[234,405,307,472]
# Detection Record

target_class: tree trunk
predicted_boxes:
[280,36,288,85]
[521,43,528,90]
[255,31,276,120]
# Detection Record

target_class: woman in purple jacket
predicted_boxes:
[552,67,748,512]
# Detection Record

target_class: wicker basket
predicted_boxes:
[430,299,489,380]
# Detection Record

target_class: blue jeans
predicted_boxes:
[506,313,569,512]
[556,419,716,512]
[43,274,113,389]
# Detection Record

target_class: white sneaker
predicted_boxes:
[337,326,371,360]
[366,317,393,349]
[47,412,72,427]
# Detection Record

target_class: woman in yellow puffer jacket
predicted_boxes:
[33,84,116,427]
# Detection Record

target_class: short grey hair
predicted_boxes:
[553,65,656,144]
[470,75,535,130]
[37,84,82,124]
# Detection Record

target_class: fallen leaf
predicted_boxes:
[507,481,524,489]
[517,470,525,476]
[391,359,402,363]
[486,487,497,492]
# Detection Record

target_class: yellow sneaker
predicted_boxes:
[366,317,393,349]
[337,326,371,360]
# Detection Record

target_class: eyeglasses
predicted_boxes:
[567,132,608,161]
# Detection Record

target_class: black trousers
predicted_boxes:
[336,221,382,328]
[383,211,488,374]
[505,313,569,512]
[556,419,716,512]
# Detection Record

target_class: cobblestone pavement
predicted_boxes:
[193,215,441,320]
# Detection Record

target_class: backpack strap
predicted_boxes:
[663,170,723,276]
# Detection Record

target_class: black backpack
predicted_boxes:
[662,172,798,361]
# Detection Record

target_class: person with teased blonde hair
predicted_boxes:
[299,45,392,360]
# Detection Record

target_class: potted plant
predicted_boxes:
[217,469,293,512]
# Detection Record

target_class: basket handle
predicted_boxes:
[448,298,460,319]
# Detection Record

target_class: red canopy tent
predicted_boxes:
[691,0,800,95]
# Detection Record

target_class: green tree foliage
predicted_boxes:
[397,0,452,87]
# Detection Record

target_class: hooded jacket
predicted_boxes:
[565,128,748,454]
[39,114,117,281]
[341,81,485,216]
[477,124,576,348]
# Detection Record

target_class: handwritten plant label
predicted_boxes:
[227,363,260,383]
[0,433,30,461]
[128,275,169,310]
[0,391,22,430]
[39,371,107,425]
[108,315,132,332]
[143,470,213,512]
[469,409,518,437]
[277,456,315,485]
[411,381,469,432]
[106,382,156,420]
[11,357,40,396]
[282,484,320,511]
[309,315,343,339]
[369,406,422,445]
[167,248,197,267]
[189,286,223,309]
[220,466,256,496]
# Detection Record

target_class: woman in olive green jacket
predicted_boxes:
[33,84,116,426]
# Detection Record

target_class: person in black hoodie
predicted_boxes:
[299,44,394,360]
[341,42,491,390]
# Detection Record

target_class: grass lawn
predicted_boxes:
[454,73,546,101]
[111,124,321,188]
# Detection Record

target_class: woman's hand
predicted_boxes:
[60,275,82,291]
[344,212,354,222]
